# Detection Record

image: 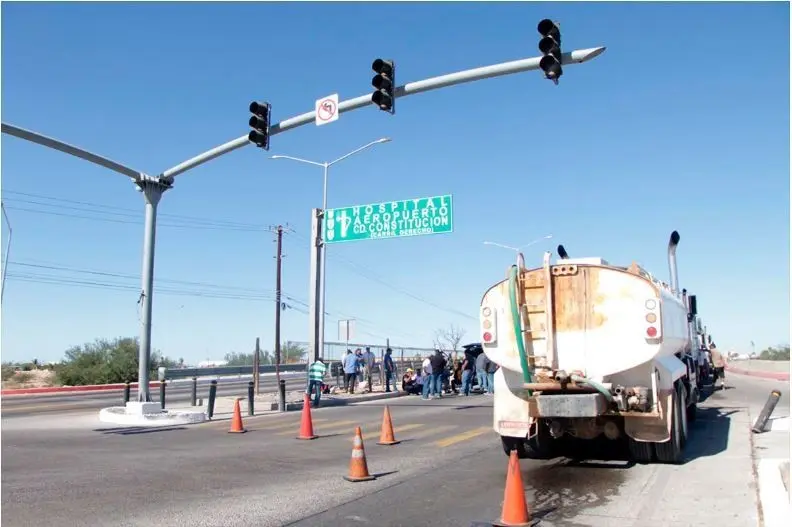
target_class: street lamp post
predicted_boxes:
[271,137,391,361]
[483,235,553,269]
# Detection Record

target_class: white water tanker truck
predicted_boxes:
[479,231,705,464]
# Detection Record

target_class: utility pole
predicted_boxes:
[253,337,261,395]
[274,225,284,384]
[270,223,292,411]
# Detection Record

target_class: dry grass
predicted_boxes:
[1,369,58,390]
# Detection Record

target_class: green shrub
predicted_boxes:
[54,337,176,386]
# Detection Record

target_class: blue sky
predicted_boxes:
[1,1,789,364]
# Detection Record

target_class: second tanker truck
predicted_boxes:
[479,231,704,464]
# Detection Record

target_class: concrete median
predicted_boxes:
[726,360,790,381]
[193,388,407,421]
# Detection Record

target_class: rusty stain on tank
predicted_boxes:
[551,266,607,333]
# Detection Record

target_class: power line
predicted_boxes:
[2,189,461,335]
[4,259,398,341]
[3,190,265,227]
[289,230,477,322]
[2,190,270,232]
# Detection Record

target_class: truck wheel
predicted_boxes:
[687,388,698,423]
[501,436,529,458]
[501,420,555,459]
[628,437,654,463]
[655,387,684,464]
[677,385,689,446]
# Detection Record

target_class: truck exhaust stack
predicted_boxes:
[667,230,680,294]
[557,245,569,259]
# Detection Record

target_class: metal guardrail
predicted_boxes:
[165,358,434,380]
[166,363,308,379]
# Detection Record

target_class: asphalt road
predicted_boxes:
[0,373,307,418]
[0,372,787,527]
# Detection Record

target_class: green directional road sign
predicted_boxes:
[324,194,453,244]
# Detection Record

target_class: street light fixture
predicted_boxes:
[270,137,392,360]
[483,234,553,269]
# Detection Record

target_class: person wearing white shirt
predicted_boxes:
[421,356,432,400]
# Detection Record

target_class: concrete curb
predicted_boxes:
[757,458,792,527]
[1,381,163,396]
[197,390,409,420]
[98,407,208,427]
[266,390,408,411]
[725,365,789,381]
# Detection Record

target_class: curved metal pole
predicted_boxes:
[1,123,144,181]
[160,46,605,179]
[271,137,391,361]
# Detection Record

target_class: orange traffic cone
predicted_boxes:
[376,405,400,446]
[296,393,318,440]
[228,398,247,434]
[343,426,376,482]
[498,450,531,526]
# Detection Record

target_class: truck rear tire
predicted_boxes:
[686,392,698,423]
[655,386,685,464]
[628,437,654,463]
[501,420,555,459]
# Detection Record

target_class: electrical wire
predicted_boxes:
[288,230,477,322]
[4,259,394,341]
[2,189,467,338]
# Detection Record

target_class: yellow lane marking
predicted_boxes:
[433,426,492,448]
[399,424,458,440]
[1,402,101,414]
[359,423,424,439]
[202,417,328,430]
[274,419,363,436]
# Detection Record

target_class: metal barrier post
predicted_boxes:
[247,381,255,416]
[159,380,166,409]
[278,379,286,412]
[752,390,782,433]
[123,381,131,404]
[190,377,197,406]
[207,380,218,419]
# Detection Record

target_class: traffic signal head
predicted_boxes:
[537,19,563,83]
[248,101,271,150]
[371,59,395,114]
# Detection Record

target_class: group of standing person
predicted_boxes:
[400,347,498,399]
[340,347,399,394]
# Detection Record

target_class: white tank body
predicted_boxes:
[480,257,690,382]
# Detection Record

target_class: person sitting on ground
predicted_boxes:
[402,368,422,395]
[450,359,462,393]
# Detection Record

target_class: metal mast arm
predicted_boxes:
[160,46,605,179]
[1,123,144,180]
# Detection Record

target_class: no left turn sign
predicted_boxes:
[315,93,339,126]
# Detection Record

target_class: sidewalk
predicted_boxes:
[172,383,407,421]
[750,391,791,526]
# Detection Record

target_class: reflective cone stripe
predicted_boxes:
[343,426,376,482]
[228,398,247,434]
[499,449,531,526]
[296,393,318,440]
[377,405,400,445]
